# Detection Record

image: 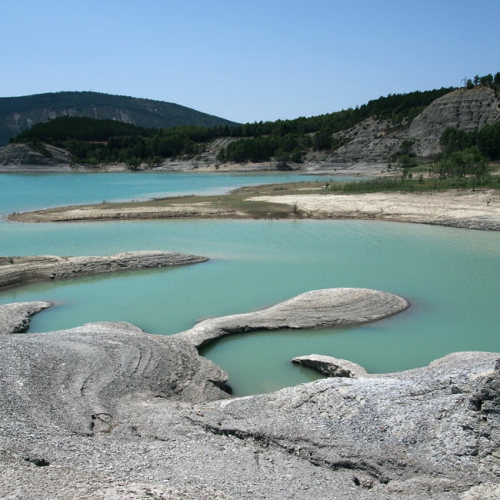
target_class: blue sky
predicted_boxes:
[2,0,499,123]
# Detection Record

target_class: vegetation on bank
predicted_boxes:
[9,73,500,173]
[11,87,456,167]
[326,175,500,194]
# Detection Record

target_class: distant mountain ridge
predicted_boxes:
[0,91,238,145]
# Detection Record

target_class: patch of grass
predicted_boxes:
[326,176,500,193]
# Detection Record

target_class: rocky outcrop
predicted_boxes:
[408,87,500,156]
[0,301,52,335]
[0,321,230,435]
[292,354,368,377]
[0,142,74,168]
[0,251,208,290]
[322,87,500,165]
[326,116,406,164]
[0,296,497,498]
[421,86,499,157]
[173,288,410,348]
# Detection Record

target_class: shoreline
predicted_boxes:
[8,186,500,231]
[0,292,498,498]
[0,159,388,176]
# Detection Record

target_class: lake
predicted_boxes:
[1,172,499,396]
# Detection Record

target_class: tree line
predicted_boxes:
[433,122,500,181]
[465,72,500,89]
[11,86,458,166]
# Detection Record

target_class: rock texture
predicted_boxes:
[321,87,500,165]
[0,251,208,290]
[292,354,368,377]
[0,321,230,435]
[173,288,410,348]
[0,303,497,498]
[0,301,52,335]
[252,189,500,231]
[0,142,74,168]
[408,87,500,156]
[0,291,498,498]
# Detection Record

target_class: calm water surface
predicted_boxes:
[0,171,347,215]
[0,173,499,396]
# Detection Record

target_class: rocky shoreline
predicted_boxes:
[0,251,208,291]
[9,188,500,231]
[0,288,498,499]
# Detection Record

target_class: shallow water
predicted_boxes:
[1,217,499,396]
[0,171,347,215]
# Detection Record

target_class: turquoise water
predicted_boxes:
[0,171,347,215]
[1,217,499,396]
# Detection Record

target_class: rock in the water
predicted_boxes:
[0,301,52,335]
[174,287,410,348]
[0,251,208,290]
[292,354,368,377]
[0,290,498,499]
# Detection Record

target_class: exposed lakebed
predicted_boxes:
[1,172,499,396]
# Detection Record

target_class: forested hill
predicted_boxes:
[7,75,500,169]
[0,91,238,145]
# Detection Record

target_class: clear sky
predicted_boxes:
[2,0,499,123]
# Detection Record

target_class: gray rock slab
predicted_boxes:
[0,250,208,291]
[174,287,410,348]
[0,321,230,436]
[292,354,368,377]
[0,289,498,499]
[0,301,52,335]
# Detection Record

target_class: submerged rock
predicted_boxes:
[292,354,368,377]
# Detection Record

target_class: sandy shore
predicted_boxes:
[8,188,500,230]
[251,189,500,230]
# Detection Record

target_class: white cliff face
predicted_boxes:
[325,87,500,164]
[408,87,500,156]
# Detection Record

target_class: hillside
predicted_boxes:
[0,91,238,145]
[2,77,499,172]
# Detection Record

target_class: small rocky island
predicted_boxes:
[0,278,498,499]
[0,250,208,290]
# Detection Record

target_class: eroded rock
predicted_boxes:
[292,354,368,377]
[0,251,208,290]
[0,301,52,335]
[0,291,498,499]
[174,288,410,348]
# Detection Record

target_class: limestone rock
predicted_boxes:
[409,87,500,156]
[0,291,498,498]
[174,288,409,348]
[0,301,52,335]
[292,354,368,377]
[0,321,230,435]
[323,87,500,166]
[0,142,74,167]
[0,251,208,290]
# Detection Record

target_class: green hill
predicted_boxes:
[0,91,238,145]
